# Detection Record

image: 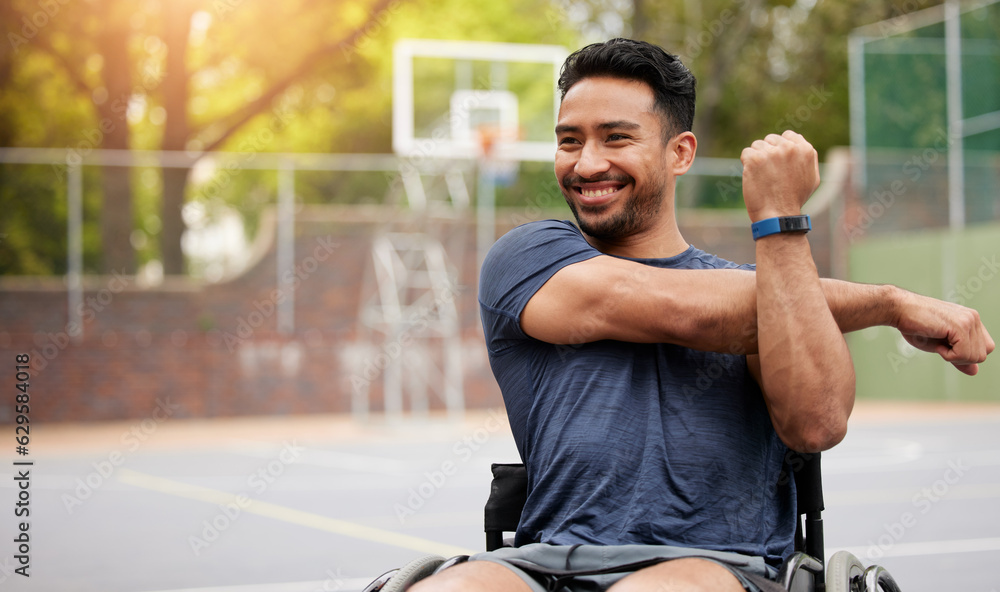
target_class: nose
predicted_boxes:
[574,142,610,180]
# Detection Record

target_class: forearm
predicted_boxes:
[756,234,855,452]
[821,278,901,333]
[647,273,903,352]
[652,273,900,353]
[689,276,902,350]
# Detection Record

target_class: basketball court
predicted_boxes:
[1,21,998,591]
[1,401,998,592]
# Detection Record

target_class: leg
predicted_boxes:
[608,558,747,592]
[410,559,535,592]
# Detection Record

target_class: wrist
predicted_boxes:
[748,207,803,223]
[883,284,906,328]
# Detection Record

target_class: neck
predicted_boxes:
[584,211,689,259]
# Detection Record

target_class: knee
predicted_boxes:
[607,558,746,592]
[409,560,529,592]
[409,572,456,592]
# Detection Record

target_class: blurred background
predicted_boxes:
[0,0,998,590]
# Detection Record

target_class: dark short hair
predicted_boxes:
[557,38,696,141]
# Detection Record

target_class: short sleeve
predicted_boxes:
[478,220,600,354]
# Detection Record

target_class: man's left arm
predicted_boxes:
[743,131,857,453]
[743,132,994,453]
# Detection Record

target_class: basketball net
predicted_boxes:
[476,124,520,187]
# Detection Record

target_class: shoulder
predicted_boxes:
[682,246,755,272]
[479,220,599,312]
[483,220,596,273]
[493,219,586,249]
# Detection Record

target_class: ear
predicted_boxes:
[670,131,697,176]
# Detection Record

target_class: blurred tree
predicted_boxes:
[2,0,399,275]
[623,0,949,208]
[628,0,947,159]
[1,0,579,276]
[3,1,136,273]
[632,0,764,160]
[0,1,101,275]
[2,0,953,274]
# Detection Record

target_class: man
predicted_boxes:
[412,38,993,592]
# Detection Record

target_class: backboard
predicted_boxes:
[392,39,569,163]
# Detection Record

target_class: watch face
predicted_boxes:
[752,215,811,240]
[779,216,811,233]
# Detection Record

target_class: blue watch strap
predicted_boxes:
[751,215,811,240]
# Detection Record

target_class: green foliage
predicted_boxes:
[2,0,578,274]
[625,0,975,209]
[0,164,103,275]
[6,0,986,273]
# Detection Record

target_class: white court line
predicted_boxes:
[826,482,1000,505]
[117,468,474,558]
[841,536,1000,559]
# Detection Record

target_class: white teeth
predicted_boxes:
[581,187,617,198]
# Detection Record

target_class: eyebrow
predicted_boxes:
[555,120,642,135]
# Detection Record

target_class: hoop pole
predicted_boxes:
[477,159,496,273]
[945,0,965,232]
[67,164,83,343]
[277,158,295,335]
[848,33,868,206]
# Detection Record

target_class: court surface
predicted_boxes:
[1,401,998,592]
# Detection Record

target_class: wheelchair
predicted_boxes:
[364,453,902,592]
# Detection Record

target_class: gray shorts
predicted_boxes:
[469,543,780,592]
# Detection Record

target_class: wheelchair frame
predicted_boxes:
[365,452,902,592]
[483,452,898,592]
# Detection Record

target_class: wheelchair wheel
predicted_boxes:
[826,550,865,592]
[863,565,902,592]
[379,554,445,592]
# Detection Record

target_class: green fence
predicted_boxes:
[848,222,1000,401]
[849,0,1000,236]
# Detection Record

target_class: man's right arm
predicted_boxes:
[822,277,993,375]
[521,257,993,372]
[521,255,758,352]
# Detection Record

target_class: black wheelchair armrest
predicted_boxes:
[485,463,528,551]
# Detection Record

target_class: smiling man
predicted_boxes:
[411,38,993,592]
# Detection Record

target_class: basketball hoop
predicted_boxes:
[477,123,520,186]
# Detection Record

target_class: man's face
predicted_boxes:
[554,76,674,241]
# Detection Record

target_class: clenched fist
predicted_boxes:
[741,131,821,222]
[892,289,996,376]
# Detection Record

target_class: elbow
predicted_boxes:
[781,418,848,453]
[776,382,855,453]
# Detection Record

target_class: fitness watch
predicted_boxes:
[751,215,811,241]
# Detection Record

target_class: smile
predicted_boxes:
[580,187,619,198]
[573,182,626,206]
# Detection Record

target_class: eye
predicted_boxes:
[558,136,580,146]
[606,133,630,142]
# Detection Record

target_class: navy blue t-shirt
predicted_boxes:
[478,220,796,566]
